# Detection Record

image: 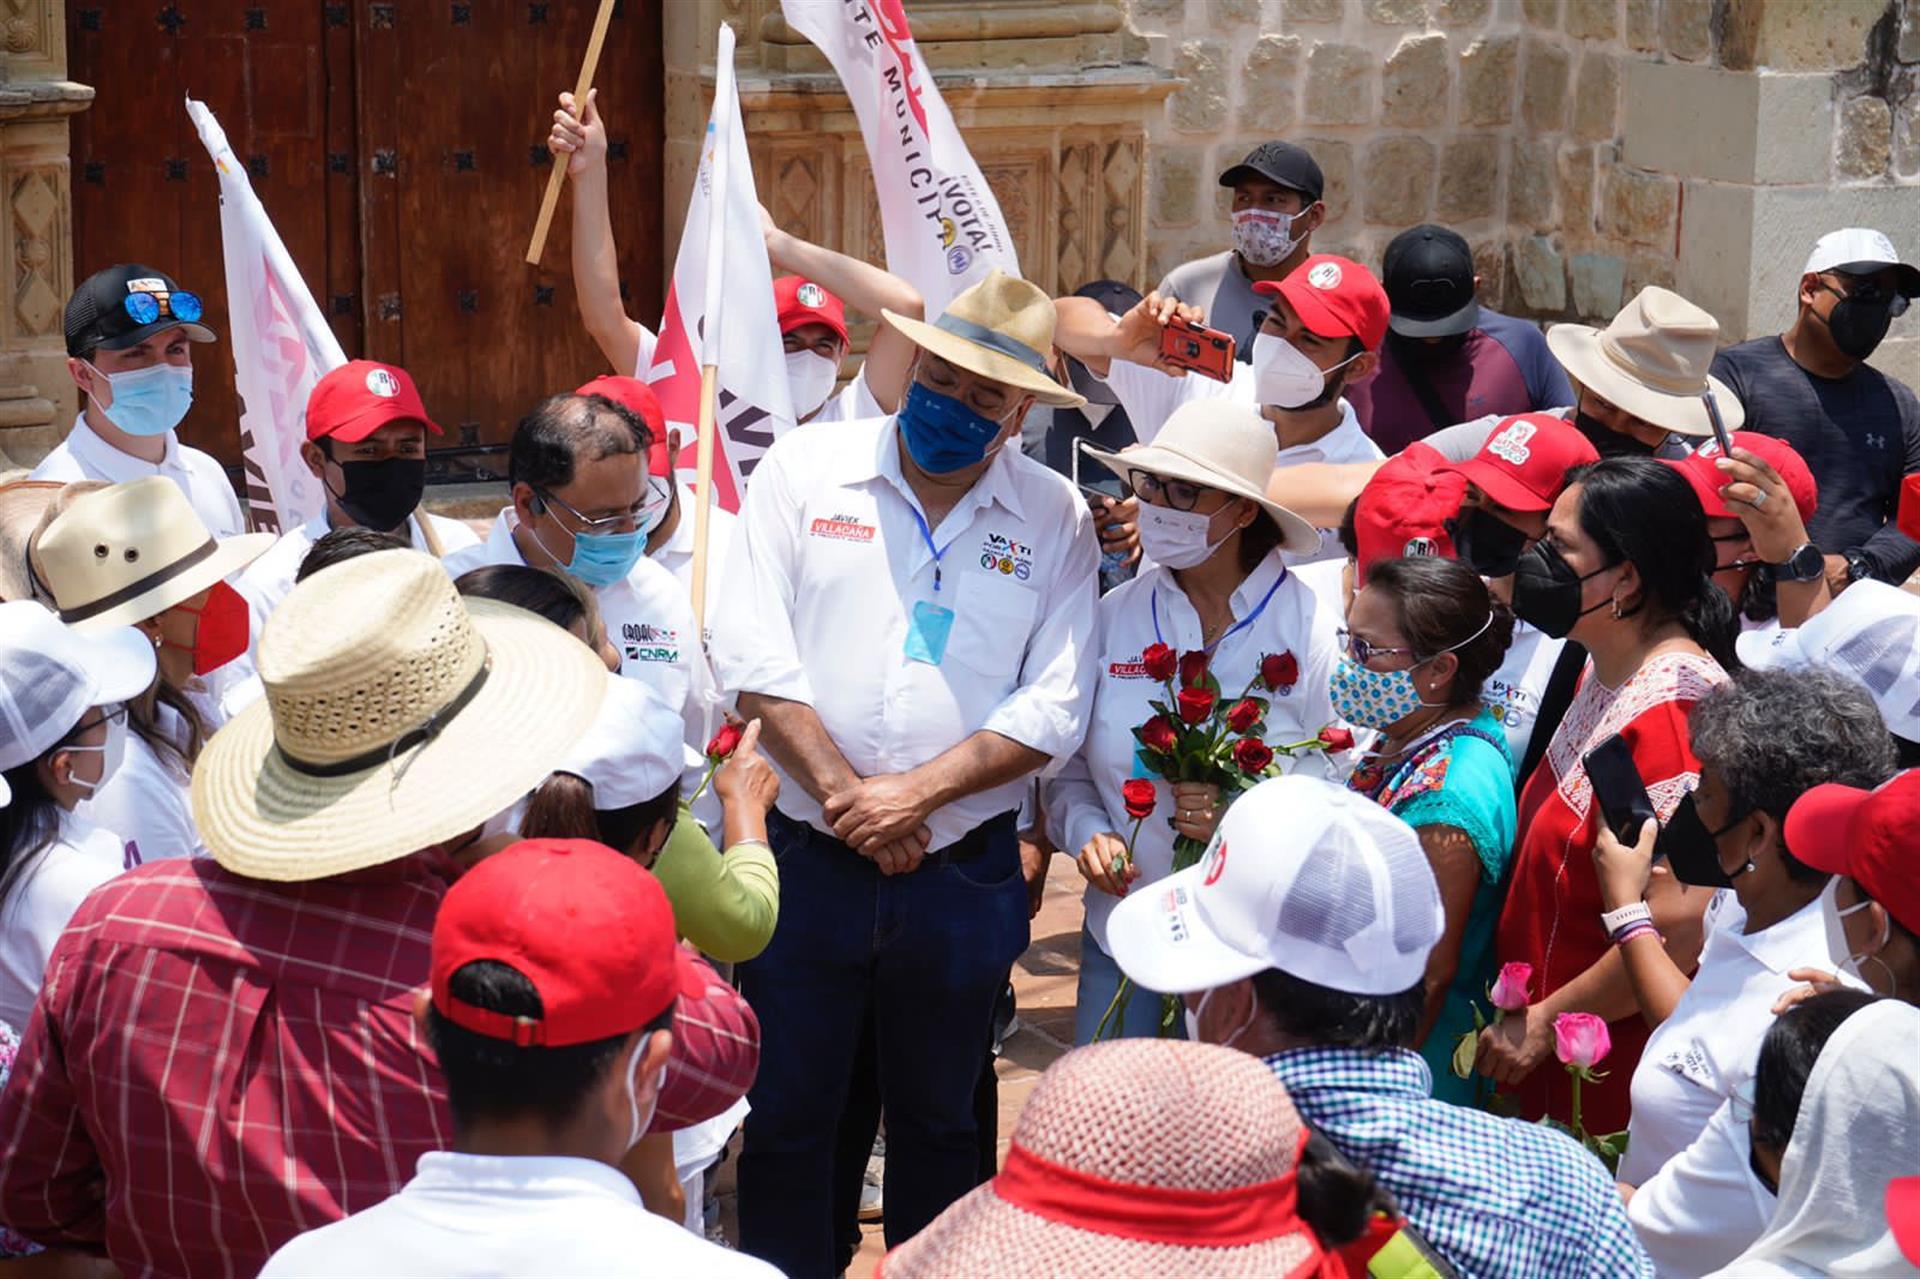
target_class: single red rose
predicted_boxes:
[1138,714,1178,754]
[1121,778,1157,821]
[1141,642,1178,683]
[1233,737,1275,774]
[1318,724,1356,752]
[1262,651,1299,692]
[705,722,746,761]
[1178,650,1211,689]
[1225,698,1261,734]
[1176,686,1216,725]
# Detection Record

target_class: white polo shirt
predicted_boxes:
[237,508,480,640]
[1628,1095,1777,1278]
[32,418,246,538]
[80,709,202,864]
[649,480,737,619]
[0,810,127,1030]
[710,415,1099,852]
[259,1151,779,1278]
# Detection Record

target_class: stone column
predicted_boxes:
[0,0,91,469]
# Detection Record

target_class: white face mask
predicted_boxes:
[1231,208,1305,268]
[1252,329,1361,410]
[785,350,840,420]
[1183,986,1256,1048]
[63,709,127,799]
[1821,877,1892,992]
[1137,501,1231,570]
[623,1032,668,1151]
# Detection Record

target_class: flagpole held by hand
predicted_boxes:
[525,0,618,267]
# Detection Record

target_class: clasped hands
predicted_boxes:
[824,772,937,875]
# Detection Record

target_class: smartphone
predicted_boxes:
[1158,315,1236,382]
[1071,437,1127,503]
[1702,389,1735,457]
[1583,734,1657,848]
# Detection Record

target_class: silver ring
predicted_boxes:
[1749,489,1768,509]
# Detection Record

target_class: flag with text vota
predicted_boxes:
[779,0,1021,313]
[185,96,345,535]
[645,30,794,514]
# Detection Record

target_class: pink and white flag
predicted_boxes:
[186,96,345,534]
[778,0,1021,313]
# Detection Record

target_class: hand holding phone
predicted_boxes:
[1158,316,1236,382]
[1583,734,1656,847]
[1702,390,1735,457]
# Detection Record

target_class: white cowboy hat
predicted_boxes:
[1546,286,1744,438]
[0,479,67,603]
[883,269,1086,408]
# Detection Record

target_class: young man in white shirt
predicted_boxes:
[710,270,1098,1276]
[33,264,244,538]
[260,838,777,1278]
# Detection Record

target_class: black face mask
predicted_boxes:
[1510,542,1618,638]
[1448,507,1531,578]
[327,455,426,533]
[1820,292,1896,362]
[1572,408,1656,459]
[1655,793,1752,888]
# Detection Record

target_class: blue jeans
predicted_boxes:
[737,809,1027,1279]
[1073,923,1187,1044]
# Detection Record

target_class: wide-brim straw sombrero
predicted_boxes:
[883,268,1086,408]
[0,479,66,602]
[192,548,606,881]
[1546,285,1744,439]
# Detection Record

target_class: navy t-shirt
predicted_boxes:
[1349,309,1573,454]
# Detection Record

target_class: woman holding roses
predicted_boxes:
[1045,400,1340,1043]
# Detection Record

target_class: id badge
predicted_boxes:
[905,600,956,665]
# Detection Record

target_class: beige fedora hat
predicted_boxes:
[883,269,1086,408]
[1546,286,1744,438]
[1083,399,1321,555]
[0,479,68,603]
[33,476,274,633]
[192,548,607,882]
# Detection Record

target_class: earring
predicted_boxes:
[1610,596,1623,619]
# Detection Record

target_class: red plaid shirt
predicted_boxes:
[652,944,760,1133]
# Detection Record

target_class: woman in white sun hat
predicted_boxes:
[1045,397,1341,1043]
[0,599,157,1027]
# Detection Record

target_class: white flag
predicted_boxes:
[186,96,345,535]
[647,24,796,514]
[779,0,1020,313]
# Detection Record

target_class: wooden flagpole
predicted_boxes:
[524,0,619,266]
[689,24,738,635]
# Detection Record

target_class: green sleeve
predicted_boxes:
[648,803,781,963]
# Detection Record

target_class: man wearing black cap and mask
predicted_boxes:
[1154,143,1326,360]
[1349,224,1571,454]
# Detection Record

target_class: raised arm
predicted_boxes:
[1052,292,1204,378]
[763,210,923,414]
[549,89,652,376]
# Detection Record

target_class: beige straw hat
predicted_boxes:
[191,548,607,881]
[1546,285,1744,438]
[1084,399,1322,556]
[0,479,67,603]
[883,269,1086,408]
[33,476,274,632]
[879,1039,1331,1279]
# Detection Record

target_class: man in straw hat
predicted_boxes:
[1104,774,1654,1278]
[710,267,1099,1273]
[0,548,607,1277]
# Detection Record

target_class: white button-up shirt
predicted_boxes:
[0,811,126,1031]
[259,1151,779,1278]
[711,415,1099,851]
[237,509,480,641]
[1628,1094,1778,1278]
[1044,556,1342,954]
[650,480,737,616]
[32,418,246,538]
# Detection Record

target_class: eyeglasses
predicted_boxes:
[1128,468,1217,513]
[1337,627,1420,666]
[1819,276,1911,317]
[536,487,647,532]
[122,290,204,326]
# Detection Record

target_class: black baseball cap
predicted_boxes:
[1218,142,1324,204]
[64,264,217,358]
[1381,225,1479,337]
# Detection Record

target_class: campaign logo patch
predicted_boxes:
[365,368,402,398]
[1108,657,1151,679]
[979,531,1032,581]
[946,245,974,275]
[810,514,876,542]
[1159,886,1191,943]
[125,277,168,294]
[1487,420,1537,465]
[1306,261,1343,289]
[622,621,680,664]
[796,281,826,309]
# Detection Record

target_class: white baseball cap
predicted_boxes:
[1803,228,1920,296]
[1105,775,1444,998]
[1737,580,1920,740]
[557,670,691,808]
[0,599,156,804]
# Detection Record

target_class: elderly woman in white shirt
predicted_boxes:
[1046,399,1340,1043]
[1589,668,1897,1277]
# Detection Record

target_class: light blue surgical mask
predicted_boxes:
[547,524,646,589]
[86,361,193,438]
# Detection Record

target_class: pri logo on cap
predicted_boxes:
[1307,261,1343,290]
[1404,537,1439,558]
[1695,438,1724,459]
[1488,421,1537,466]
[365,368,402,398]
[796,281,826,309]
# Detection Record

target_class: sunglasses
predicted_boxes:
[1819,277,1911,317]
[1337,627,1420,666]
[1127,468,1219,513]
[122,290,204,326]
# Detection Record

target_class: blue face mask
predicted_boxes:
[86,361,193,438]
[533,513,646,590]
[897,381,1009,474]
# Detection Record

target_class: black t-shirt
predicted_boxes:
[1712,336,1920,582]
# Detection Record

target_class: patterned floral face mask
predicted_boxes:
[1328,655,1428,730]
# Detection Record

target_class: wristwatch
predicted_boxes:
[1845,551,1874,583]
[1768,542,1825,584]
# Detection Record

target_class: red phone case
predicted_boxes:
[1158,316,1237,382]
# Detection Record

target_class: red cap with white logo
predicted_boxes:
[1442,412,1599,515]
[774,275,848,345]
[1353,441,1466,584]
[305,359,443,443]
[1666,430,1818,523]
[1254,254,1391,352]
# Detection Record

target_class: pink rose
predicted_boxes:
[1489,963,1533,1013]
[1553,1012,1611,1070]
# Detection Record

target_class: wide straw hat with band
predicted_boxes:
[33,476,273,633]
[0,479,66,603]
[1546,286,1744,438]
[883,269,1086,409]
[191,548,606,882]
[878,1039,1335,1279]
[1083,399,1321,556]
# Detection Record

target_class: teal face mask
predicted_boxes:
[86,361,193,438]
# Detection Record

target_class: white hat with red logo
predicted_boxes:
[1105,775,1442,997]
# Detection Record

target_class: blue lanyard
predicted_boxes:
[1151,567,1287,655]
[907,505,956,594]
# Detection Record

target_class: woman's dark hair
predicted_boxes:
[0,715,96,913]
[1237,510,1285,574]
[134,683,205,779]
[520,770,681,862]
[1565,457,1738,668]
[1336,497,1360,560]
[1294,1136,1391,1248]
[295,526,410,583]
[1364,556,1516,705]
[427,958,673,1130]
[456,564,594,633]
[1249,968,1425,1051]
[1750,987,1880,1161]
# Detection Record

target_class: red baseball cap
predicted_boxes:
[1901,473,1920,543]
[1667,431,1818,522]
[1354,441,1467,583]
[431,838,703,1047]
[1254,254,1391,352]
[576,375,669,475]
[306,359,443,443]
[774,275,848,345]
[1891,1177,1920,1266]
[1442,413,1599,514]
[1784,772,1920,938]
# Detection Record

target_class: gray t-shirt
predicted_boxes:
[1424,409,1690,463]
[1157,249,1266,362]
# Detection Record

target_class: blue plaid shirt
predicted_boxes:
[1267,1046,1653,1279]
